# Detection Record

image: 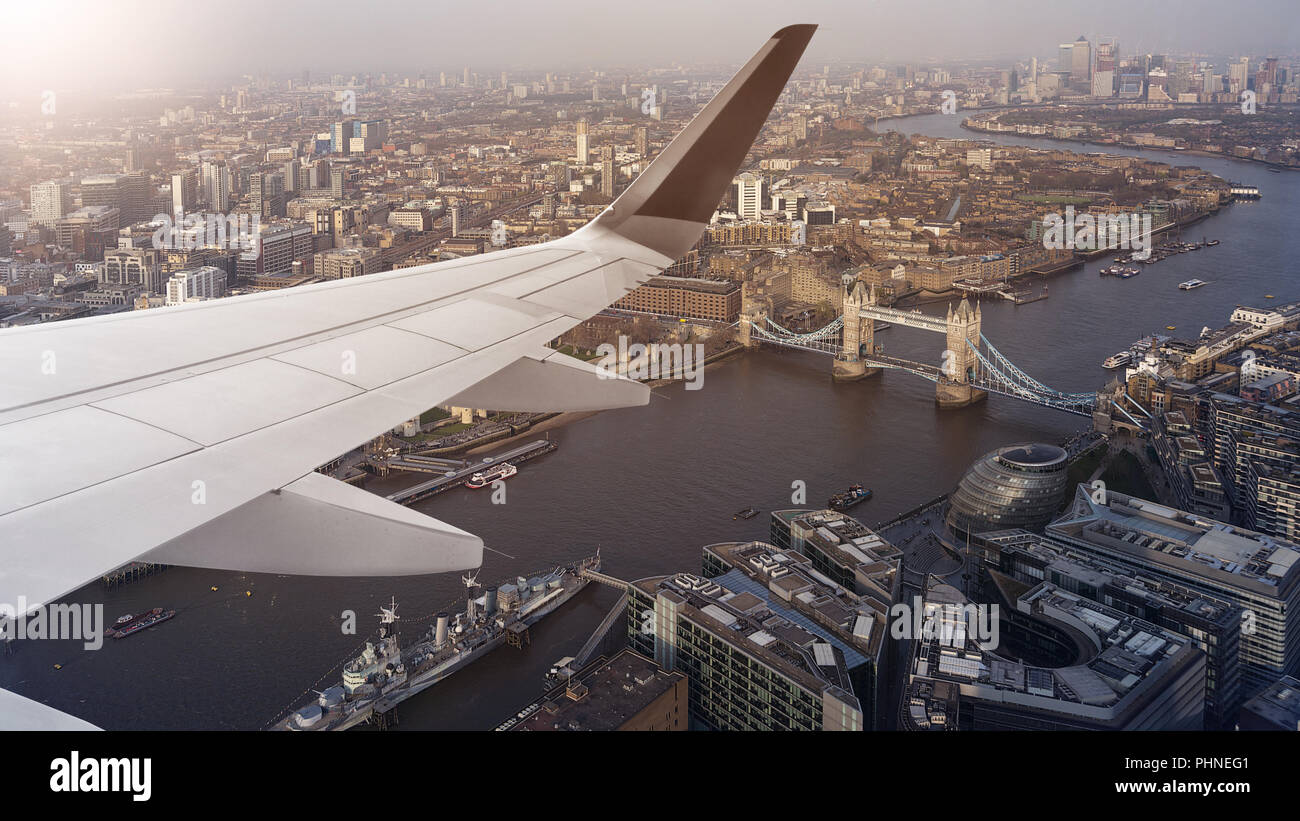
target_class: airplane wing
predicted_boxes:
[0,25,816,630]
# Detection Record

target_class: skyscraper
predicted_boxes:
[575,119,589,164]
[733,172,765,220]
[1071,36,1092,90]
[634,126,649,158]
[202,162,231,212]
[170,171,196,217]
[1092,41,1116,97]
[1229,57,1250,94]
[600,146,615,198]
[331,120,354,154]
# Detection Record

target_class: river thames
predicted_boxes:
[5,112,1298,729]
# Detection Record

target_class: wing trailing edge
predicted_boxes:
[145,472,482,576]
[449,347,649,412]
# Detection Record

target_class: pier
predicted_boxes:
[384,439,557,506]
[101,562,168,589]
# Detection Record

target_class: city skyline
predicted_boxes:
[3,0,1299,96]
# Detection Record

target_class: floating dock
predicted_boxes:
[385,439,557,506]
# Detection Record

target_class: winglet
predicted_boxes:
[582,24,817,260]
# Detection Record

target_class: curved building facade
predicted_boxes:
[946,443,1070,537]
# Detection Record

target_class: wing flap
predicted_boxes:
[449,347,649,412]
[145,472,482,575]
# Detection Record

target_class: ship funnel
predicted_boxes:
[484,587,498,617]
[435,612,450,647]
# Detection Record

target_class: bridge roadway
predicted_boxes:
[576,567,629,592]
[384,439,556,506]
[857,305,947,333]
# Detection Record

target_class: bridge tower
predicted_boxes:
[738,286,767,349]
[936,298,988,408]
[832,276,880,382]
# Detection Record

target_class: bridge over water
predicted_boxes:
[736,279,1100,418]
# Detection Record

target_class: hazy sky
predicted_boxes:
[3,0,1297,95]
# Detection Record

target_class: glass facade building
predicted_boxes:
[946,443,1070,537]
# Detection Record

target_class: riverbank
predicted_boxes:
[962,116,1299,173]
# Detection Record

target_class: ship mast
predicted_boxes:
[376,597,400,640]
[463,570,480,623]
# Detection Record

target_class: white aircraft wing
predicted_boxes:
[0,25,816,656]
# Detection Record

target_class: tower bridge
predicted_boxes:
[737,278,1099,418]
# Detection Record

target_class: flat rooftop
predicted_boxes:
[1048,486,1300,590]
[501,650,684,731]
[1239,675,1300,731]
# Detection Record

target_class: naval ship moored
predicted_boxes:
[275,553,601,731]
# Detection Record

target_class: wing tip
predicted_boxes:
[772,23,818,40]
[586,23,818,260]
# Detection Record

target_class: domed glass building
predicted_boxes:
[946,443,1070,537]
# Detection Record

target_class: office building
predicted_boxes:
[30,180,72,226]
[236,221,313,281]
[1070,37,1091,90]
[1237,674,1300,730]
[170,170,196,217]
[331,119,355,154]
[101,248,164,293]
[629,542,886,730]
[1047,486,1300,695]
[202,161,231,212]
[905,580,1206,730]
[314,247,380,279]
[733,172,765,220]
[976,528,1243,727]
[165,266,227,305]
[1093,41,1116,97]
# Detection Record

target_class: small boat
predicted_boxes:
[465,462,518,489]
[1266,294,1275,299]
[1166,325,1177,330]
[1206,239,1220,246]
[1179,279,1206,290]
[733,507,759,520]
[828,485,872,511]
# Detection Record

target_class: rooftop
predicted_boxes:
[499,650,684,732]
[1239,675,1300,731]
[1048,485,1300,591]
